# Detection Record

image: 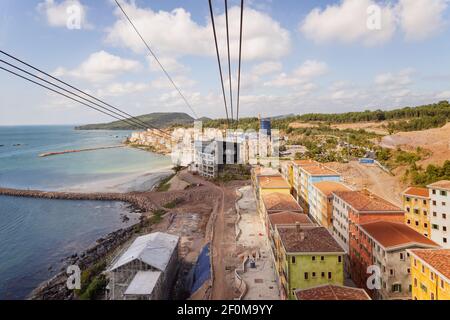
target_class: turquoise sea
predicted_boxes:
[0,126,171,299]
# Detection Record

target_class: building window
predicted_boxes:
[431,293,435,300]
[431,272,434,281]
[422,265,425,273]
[321,256,325,261]
[441,280,445,289]
[415,221,419,226]
[432,189,436,195]
[292,256,296,264]
[432,224,439,230]
[328,272,332,279]
[406,207,411,213]
[338,256,342,263]
[433,201,437,206]
[311,256,316,261]
[321,272,325,278]
[312,272,316,278]
[443,213,447,219]
[407,268,411,274]
[424,223,428,228]
[400,252,404,260]
[444,226,447,232]
[423,210,427,216]
[392,284,402,293]
[304,272,309,280]
[407,219,411,224]
[442,202,446,207]
[390,269,395,277]
[433,212,437,217]
[423,200,427,205]
[444,238,448,244]
[414,278,418,287]
[406,197,411,202]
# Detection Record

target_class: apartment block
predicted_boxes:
[408,249,450,300]
[309,181,351,228]
[280,160,294,190]
[292,159,319,203]
[356,221,438,300]
[428,181,450,248]
[273,225,345,300]
[331,190,404,277]
[298,164,341,214]
[261,192,303,230]
[403,187,431,238]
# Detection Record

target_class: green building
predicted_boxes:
[274,225,345,300]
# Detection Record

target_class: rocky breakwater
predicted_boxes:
[0,187,160,300]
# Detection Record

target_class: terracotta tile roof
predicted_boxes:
[292,159,319,167]
[301,165,340,176]
[253,166,280,177]
[359,221,438,249]
[427,180,450,191]
[409,249,450,281]
[333,190,403,213]
[269,211,313,227]
[262,193,303,213]
[277,225,344,253]
[313,181,351,197]
[295,285,371,300]
[403,187,429,198]
[258,175,290,189]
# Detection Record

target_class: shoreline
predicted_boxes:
[0,168,173,300]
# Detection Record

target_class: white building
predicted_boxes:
[428,181,450,248]
[106,232,179,300]
[332,193,350,253]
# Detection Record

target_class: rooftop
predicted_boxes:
[427,180,450,191]
[292,159,319,167]
[258,175,290,189]
[108,232,179,272]
[301,165,340,177]
[333,190,403,213]
[262,193,303,213]
[403,187,429,198]
[124,271,162,296]
[277,225,344,253]
[295,285,371,300]
[313,181,351,197]
[359,221,438,249]
[409,249,450,281]
[269,211,313,227]
[253,166,279,177]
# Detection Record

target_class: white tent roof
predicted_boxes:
[124,271,162,296]
[108,232,179,272]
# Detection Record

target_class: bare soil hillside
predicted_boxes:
[379,123,450,167]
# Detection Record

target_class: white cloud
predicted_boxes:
[300,0,449,45]
[147,56,189,75]
[374,68,414,90]
[54,51,141,83]
[251,61,282,77]
[106,1,291,61]
[398,0,448,41]
[300,0,396,46]
[436,90,450,100]
[37,0,91,29]
[97,82,149,97]
[264,60,328,88]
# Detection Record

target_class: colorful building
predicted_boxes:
[260,192,303,229]
[428,181,450,248]
[309,181,351,228]
[274,225,345,300]
[331,189,404,278]
[292,159,319,202]
[298,165,341,214]
[295,284,371,300]
[403,187,431,238]
[280,160,294,190]
[356,221,439,300]
[267,212,314,263]
[408,249,450,300]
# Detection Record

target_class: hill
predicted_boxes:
[75,112,195,130]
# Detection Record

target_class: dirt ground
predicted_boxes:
[378,123,450,167]
[327,161,404,206]
[289,121,391,135]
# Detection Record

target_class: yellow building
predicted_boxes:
[274,225,345,300]
[403,187,431,238]
[408,249,450,300]
[280,161,294,190]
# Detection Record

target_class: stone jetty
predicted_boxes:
[39,145,125,157]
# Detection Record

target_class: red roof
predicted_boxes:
[409,249,450,280]
[359,221,438,249]
[262,193,303,213]
[258,176,290,189]
[295,285,371,300]
[427,180,450,191]
[403,187,429,198]
[333,190,403,213]
[269,211,313,227]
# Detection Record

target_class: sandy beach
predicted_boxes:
[60,166,174,193]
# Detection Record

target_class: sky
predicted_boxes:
[1,0,450,125]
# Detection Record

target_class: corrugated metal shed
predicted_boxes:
[108,232,179,272]
[124,271,162,296]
